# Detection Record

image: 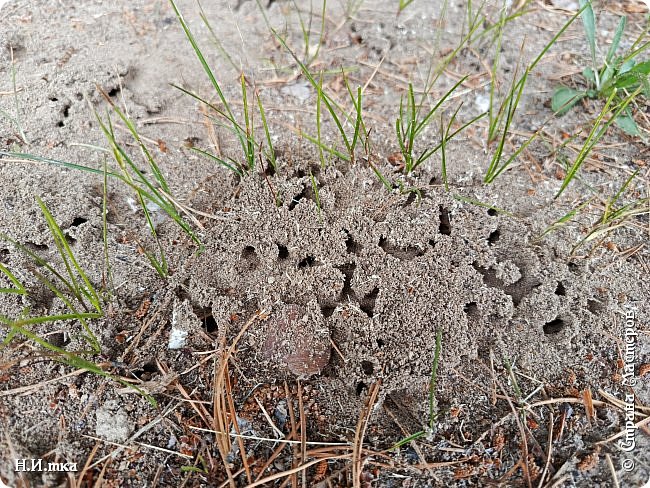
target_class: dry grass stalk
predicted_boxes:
[352,380,381,487]
[213,311,265,486]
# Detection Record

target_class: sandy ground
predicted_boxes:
[0,0,649,486]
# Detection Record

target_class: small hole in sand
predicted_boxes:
[195,306,217,333]
[376,338,385,348]
[241,246,259,270]
[361,361,374,375]
[359,287,379,317]
[344,229,362,254]
[355,382,367,395]
[133,362,157,381]
[487,208,498,216]
[264,159,276,177]
[320,303,336,318]
[555,282,566,296]
[587,299,604,314]
[463,302,480,320]
[439,206,451,235]
[487,229,500,245]
[71,217,88,227]
[298,255,315,268]
[277,244,289,260]
[543,318,566,335]
[403,192,417,207]
[242,246,256,258]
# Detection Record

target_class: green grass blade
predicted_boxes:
[309,171,323,223]
[169,0,250,160]
[0,316,156,405]
[316,72,325,166]
[416,111,487,168]
[36,197,102,313]
[0,263,27,295]
[257,92,276,170]
[579,0,597,70]
[273,30,353,159]
[606,16,626,65]
[0,152,122,178]
[391,431,426,450]
[240,73,255,169]
[555,87,641,198]
[428,328,442,429]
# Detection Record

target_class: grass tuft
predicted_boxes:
[551,1,650,135]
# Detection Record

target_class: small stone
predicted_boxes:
[262,304,330,377]
[96,401,134,443]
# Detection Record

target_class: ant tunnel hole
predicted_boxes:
[487,229,500,245]
[0,248,9,264]
[241,246,260,270]
[133,362,158,381]
[343,230,362,254]
[356,381,367,396]
[288,187,308,211]
[320,304,336,318]
[555,282,566,296]
[298,255,316,268]
[242,245,256,258]
[543,318,566,335]
[25,242,48,253]
[361,361,374,376]
[71,217,87,227]
[438,206,451,235]
[404,192,417,206]
[195,307,217,333]
[47,332,67,348]
[587,299,604,314]
[62,104,70,118]
[107,87,120,97]
[360,287,379,317]
[487,208,498,216]
[277,244,289,260]
[463,302,479,318]
[337,263,356,300]
[264,160,276,177]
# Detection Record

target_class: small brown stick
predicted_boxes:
[199,102,222,155]
[247,454,352,488]
[72,441,100,488]
[352,380,381,487]
[596,415,650,446]
[537,412,555,488]
[259,152,278,206]
[605,453,620,488]
[582,389,595,424]
[488,354,532,488]
[298,380,307,488]
[213,311,266,487]
[225,369,252,484]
